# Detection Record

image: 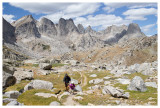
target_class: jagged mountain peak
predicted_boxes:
[77,24,85,34]
[12,15,35,27]
[126,23,141,34]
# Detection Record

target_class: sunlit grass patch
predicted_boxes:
[17,89,60,105]
[4,80,30,92]
[124,72,148,80]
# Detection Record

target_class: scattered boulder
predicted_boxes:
[49,101,60,106]
[73,96,83,100]
[35,93,57,98]
[3,98,17,103]
[89,74,97,77]
[89,85,101,90]
[71,79,78,84]
[13,69,34,82]
[89,78,103,84]
[3,71,16,89]
[4,91,20,99]
[116,78,130,84]
[103,86,129,99]
[127,76,147,92]
[24,80,53,91]
[39,63,52,70]
[103,76,111,80]
[145,82,157,88]
[104,81,111,85]
[6,100,23,106]
[75,85,82,92]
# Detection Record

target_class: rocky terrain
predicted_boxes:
[2,15,157,106]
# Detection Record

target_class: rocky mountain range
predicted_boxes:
[3,15,153,59]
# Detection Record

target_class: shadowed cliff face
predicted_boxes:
[3,18,16,44]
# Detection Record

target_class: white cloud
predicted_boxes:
[123,8,157,21]
[103,3,157,13]
[9,3,76,14]
[141,23,156,32]
[74,14,132,30]
[103,7,115,13]
[3,14,15,23]
[10,3,100,16]
[38,3,100,23]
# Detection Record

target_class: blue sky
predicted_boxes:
[3,2,157,36]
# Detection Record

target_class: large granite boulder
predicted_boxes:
[75,85,82,92]
[127,76,147,92]
[39,63,52,70]
[24,80,53,91]
[4,91,20,99]
[49,101,60,106]
[13,69,34,82]
[103,86,129,99]
[3,71,16,89]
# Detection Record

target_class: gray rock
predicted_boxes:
[3,98,17,103]
[77,24,85,34]
[127,76,147,92]
[89,85,101,90]
[38,17,57,37]
[73,96,83,100]
[4,91,20,99]
[141,68,155,76]
[75,85,82,92]
[3,71,16,89]
[39,63,52,70]
[71,79,78,84]
[49,101,60,106]
[116,78,130,84]
[24,80,53,91]
[13,69,34,82]
[3,18,16,44]
[6,100,23,106]
[57,18,78,36]
[13,15,40,38]
[89,74,97,77]
[103,76,111,80]
[103,86,129,99]
[89,78,103,84]
[104,81,111,85]
[145,82,157,88]
[35,92,57,98]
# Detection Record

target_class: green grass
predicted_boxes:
[4,80,30,92]
[17,89,60,105]
[76,91,115,105]
[32,64,39,67]
[52,63,66,67]
[82,70,111,90]
[124,72,148,80]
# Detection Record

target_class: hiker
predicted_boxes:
[69,81,76,94]
[63,73,71,91]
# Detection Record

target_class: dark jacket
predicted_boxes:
[63,74,71,83]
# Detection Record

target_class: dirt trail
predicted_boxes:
[62,71,87,106]
[80,72,87,87]
[63,95,81,106]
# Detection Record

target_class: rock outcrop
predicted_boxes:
[3,18,16,44]
[57,18,79,36]
[38,17,57,37]
[77,24,85,34]
[12,15,40,39]
[24,80,53,91]
[127,76,147,92]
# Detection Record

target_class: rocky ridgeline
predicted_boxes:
[3,15,149,58]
